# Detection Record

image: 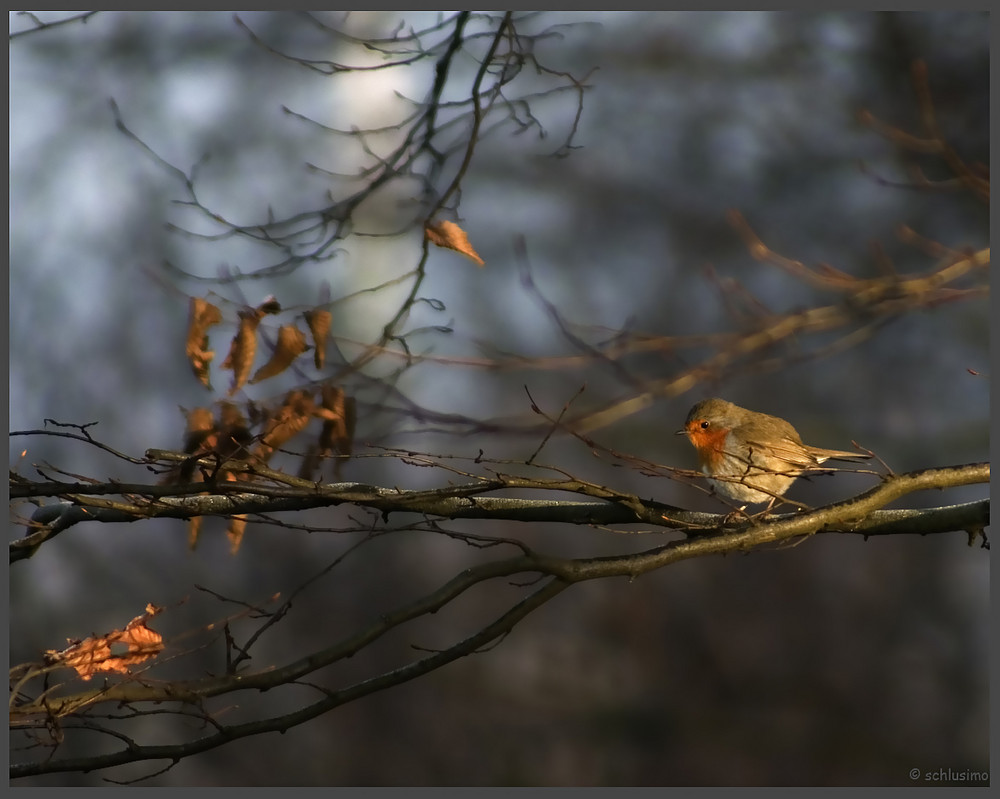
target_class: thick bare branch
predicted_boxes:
[11,460,989,563]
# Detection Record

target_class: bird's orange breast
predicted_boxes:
[685,423,731,470]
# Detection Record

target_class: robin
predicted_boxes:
[677,398,870,512]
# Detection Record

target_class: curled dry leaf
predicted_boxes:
[250,325,310,384]
[221,309,263,396]
[216,401,253,460]
[303,308,332,369]
[319,384,356,457]
[187,515,203,551]
[219,472,248,553]
[312,384,356,480]
[185,297,223,389]
[174,406,219,485]
[254,389,316,463]
[183,407,217,453]
[227,515,247,554]
[172,405,219,539]
[425,219,485,266]
[44,604,164,681]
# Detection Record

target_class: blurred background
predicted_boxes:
[9,11,989,787]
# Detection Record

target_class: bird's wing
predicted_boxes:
[744,436,819,469]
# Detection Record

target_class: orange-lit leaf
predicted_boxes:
[227,515,247,554]
[182,407,217,454]
[45,605,164,681]
[425,219,485,266]
[254,389,316,463]
[250,325,310,384]
[221,309,262,396]
[318,385,356,457]
[188,516,203,551]
[303,309,332,369]
[216,401,253,460]
[185,297,223,389]
[174,406,219,484]
[312,384,356,479]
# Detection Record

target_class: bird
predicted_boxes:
[677,397,870,512]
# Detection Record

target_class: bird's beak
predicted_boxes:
[674,428,687,436]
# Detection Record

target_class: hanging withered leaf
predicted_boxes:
[318,385,356,457]
[303,308,332,369]
[171,406,219,484]
[227,514,248,555]
[175,405,222,543]
[425,219,485,266]
[250,325,310,384]
[187,515,203,551]
[221,308,263,396]
[313,384,356,480]
[254,389,316,463]
[182,407,218,454]
[218,471,248,554]
[44,604,164,681]
[216,401,253,460]
[185,297,223,389]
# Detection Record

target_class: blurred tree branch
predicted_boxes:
[9,11,100,41]
[567,240,988,433]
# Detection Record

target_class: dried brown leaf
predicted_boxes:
[254,389,316,463]
[216,401,253,460]
[221,309,262,396]
[45,604,164,681]
[250,325,310,384]
[227,515,247,554]
[168,406,217,531]
[318,385,356,457]
[158,407,209,485]
[188,516,203,551]
[183,407,217,453]
[425,219,485,266]
[173,406,219,484]
[185,297,223,388]
[312,384,356,479]
[303,308,332,369]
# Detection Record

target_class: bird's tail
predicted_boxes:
[806,446,871,463]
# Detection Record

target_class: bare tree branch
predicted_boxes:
[11,457,989,563]
[9,11,100,41]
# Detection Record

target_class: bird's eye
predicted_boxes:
[699,420,710,429]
